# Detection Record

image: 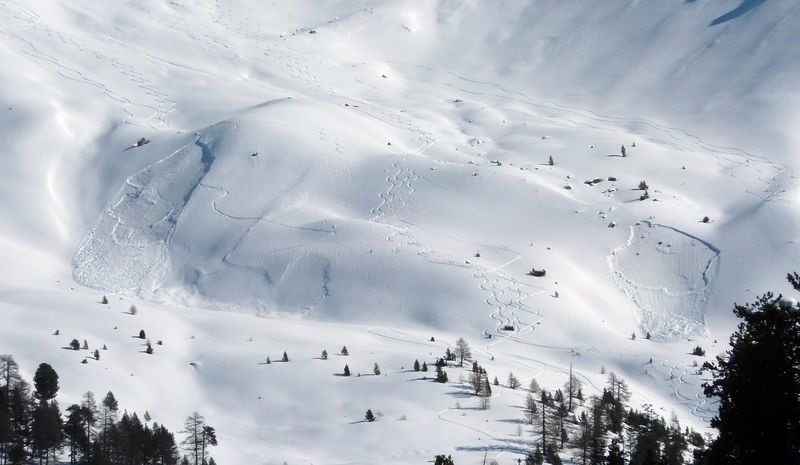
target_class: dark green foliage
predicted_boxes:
[701,275,800,465]
[2,357,183,465]
[343,364,350,376]
[33,363,59,403]
[692,345,705,356]
[31,400,62,462]
[544,442,562,465]
[413,359,420,372]
[70,339,81,350]
[525,446,543,465]
[434,455,454,465]
[435,365,448,383]
[365,409,375,422]
[138,330,146,339]
[607,437,624,465]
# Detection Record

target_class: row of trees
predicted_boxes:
[0,356,217,465]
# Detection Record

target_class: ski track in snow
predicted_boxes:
[395,62,792,204]
[7,2,798,461]
[0,2,175,130]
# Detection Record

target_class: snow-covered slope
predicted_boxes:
[1,0,799,463]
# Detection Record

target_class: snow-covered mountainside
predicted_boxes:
[1,1,799,463]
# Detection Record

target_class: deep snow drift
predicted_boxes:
[1,0,799,463]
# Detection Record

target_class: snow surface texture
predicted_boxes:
[2,0,800,463]
[610,222,719,340]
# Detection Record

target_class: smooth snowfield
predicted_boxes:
[1,0,799,463]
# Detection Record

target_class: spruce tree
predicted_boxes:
[413,359,420,372]
[33,363,59,404]
[343,365,350,376]
[702,274,800,465]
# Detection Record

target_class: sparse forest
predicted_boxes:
[0,356,217,465]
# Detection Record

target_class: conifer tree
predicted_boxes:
[455,338,471,367]
[413,359,420,372]
[702,274,800,465]
[507,371,520,389]
[282,351,288,362]
[523,393,538,425]
[181,412,213,465]
[564,364,582,411]
[99,391,118,455]
[33,363,59,404]
[435,365,448,383]
[343,365,350,376]
[529,378,541,393]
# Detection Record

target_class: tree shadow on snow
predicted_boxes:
[444,390,478,399]
[456,442,533,455]
[709,0,767,26]
[496,418,526,425]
